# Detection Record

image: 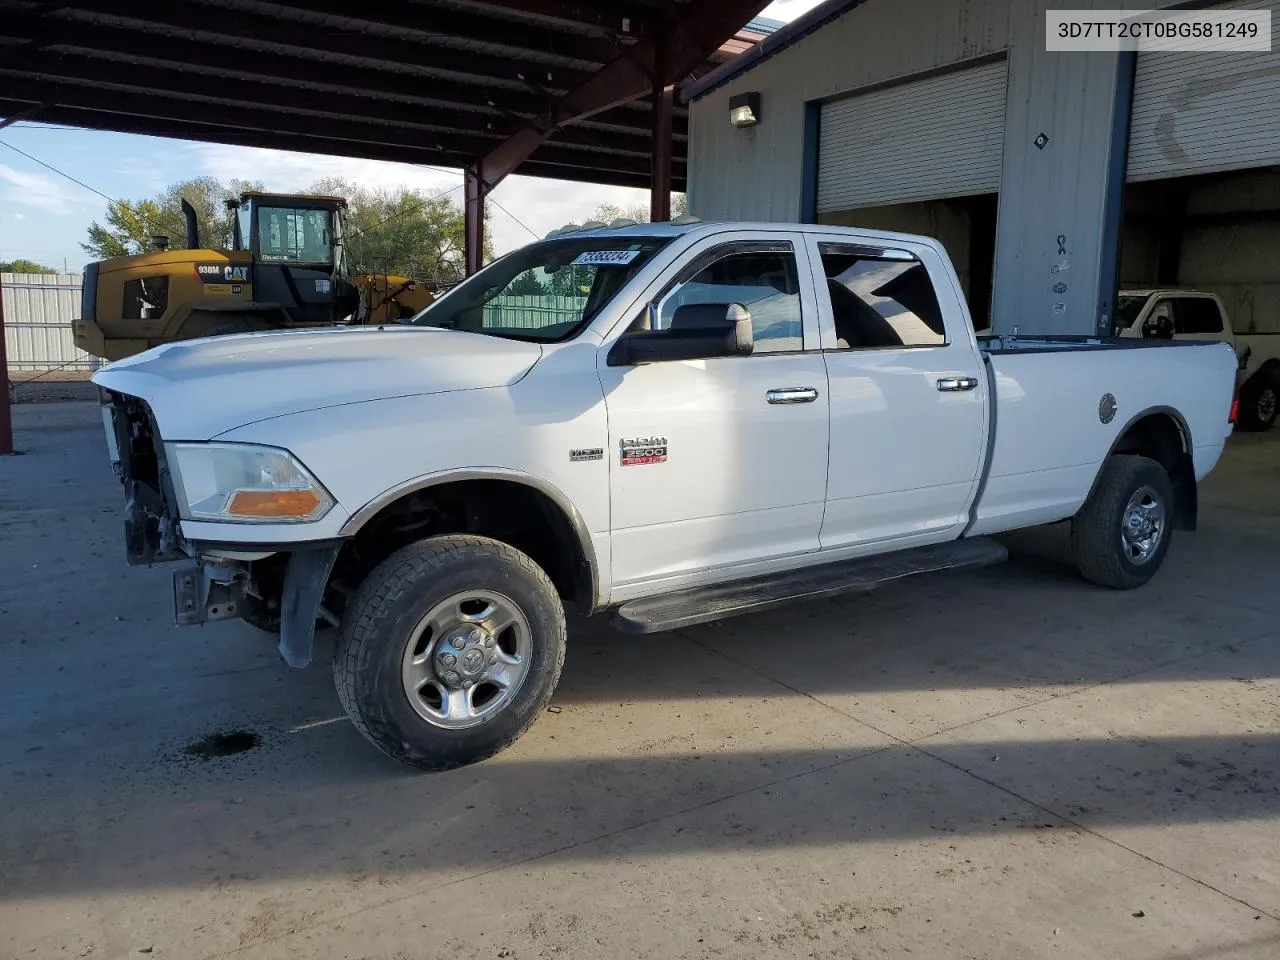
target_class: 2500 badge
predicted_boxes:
[620,436,667,466]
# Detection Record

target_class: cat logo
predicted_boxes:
[196,264,251,284]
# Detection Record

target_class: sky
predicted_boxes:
[0,0,826,274]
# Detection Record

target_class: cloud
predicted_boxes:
[0,164,78,215]
[12,212,26,221]
[185,142,655,254]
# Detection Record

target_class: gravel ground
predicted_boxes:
[7,378,99,404]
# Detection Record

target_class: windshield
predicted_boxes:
[1113,294,1148,336]
[257,207,334,265]
[409,236,674,342]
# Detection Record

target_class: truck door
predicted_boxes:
[598,234,830,592]
[806,236,986,551]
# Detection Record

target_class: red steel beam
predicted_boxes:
[475,0,770,190]
[0,273,12,455]
[464,165,488,276]
[649,31,672,224]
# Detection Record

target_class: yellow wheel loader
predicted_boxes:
[74,191,436,361]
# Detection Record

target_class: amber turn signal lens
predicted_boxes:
[227,489,322,518]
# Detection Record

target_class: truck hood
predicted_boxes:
[92,325,543,439]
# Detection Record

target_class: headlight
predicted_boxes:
[166,443,334,523]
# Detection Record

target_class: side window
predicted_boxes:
[818,244,945,349]
[654,243,803,354]
[1175,298,1224,335]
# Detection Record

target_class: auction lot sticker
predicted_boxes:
[572,250,641,266]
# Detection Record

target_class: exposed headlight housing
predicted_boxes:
[166,442,334,523]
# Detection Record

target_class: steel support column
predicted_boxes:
[0,273,13,455]
[650,34,672,223]
[464,164,488,276]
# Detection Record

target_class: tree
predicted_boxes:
[585,192,688,226]
[0,258,56,274]
[80,175,476,285]
[81,176,263,259]
[308,177,482,285]
[507,271,547,296]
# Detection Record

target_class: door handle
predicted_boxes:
[767,387,819,404]
[936,377,979,392]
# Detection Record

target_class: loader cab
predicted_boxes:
[228,192,359,325]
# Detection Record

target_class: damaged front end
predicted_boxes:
[100,390,339,667]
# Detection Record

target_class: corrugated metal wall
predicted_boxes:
[1128,0,1280,182]
[817,59,1009,212]
[686,0,1015,224]
[2,273,97,373]
[686,0,1153,335]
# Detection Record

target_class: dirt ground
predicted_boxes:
[6,375,98,404]
[2,402,1278,960]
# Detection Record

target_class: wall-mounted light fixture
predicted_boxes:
[729,92,761,128]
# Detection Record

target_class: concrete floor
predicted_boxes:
[2,402,1278,960]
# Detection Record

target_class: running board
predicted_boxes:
[611,538,1008,634]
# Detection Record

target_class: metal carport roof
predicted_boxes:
[0,0,776,193]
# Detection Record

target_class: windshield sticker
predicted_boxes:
[572,250,641,267]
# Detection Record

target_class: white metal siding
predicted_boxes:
[1128,0,1280,181]
[2,273,97,373]
[817,60,1009,212]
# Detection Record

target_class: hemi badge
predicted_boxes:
[570,448,604,462]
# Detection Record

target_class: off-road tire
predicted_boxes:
[334,535,566,770]
[1071,454,1174,590]
[176,311,261,341]
[1237,378,1278,432]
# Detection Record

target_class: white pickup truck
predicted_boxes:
[1115,288,1280,431]
[94,221,1238,770]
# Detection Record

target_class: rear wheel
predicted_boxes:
[334,535,566,771]
[1071,455,1174,589]
[1237,378,1278,432]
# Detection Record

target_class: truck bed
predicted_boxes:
[980,335,1228,355]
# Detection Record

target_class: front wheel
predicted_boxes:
[334,535,566,771]
[1070,455,1174,589]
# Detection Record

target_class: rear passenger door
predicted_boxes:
[806,236,987,551]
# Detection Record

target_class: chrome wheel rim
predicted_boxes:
[1257,387,1277,424]
[1120,485,1165,566]
[400,590,531,730]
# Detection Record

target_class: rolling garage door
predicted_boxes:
[816,58,1009,213]
[1127,0,1280,181]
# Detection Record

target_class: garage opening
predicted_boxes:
[1119,0,1280,337]
[813,56,1008,330]
[1119,170,1280,337]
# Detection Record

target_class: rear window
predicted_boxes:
[1175,298,1224,335]
[818,244,945,349]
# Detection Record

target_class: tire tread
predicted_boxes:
[1071,454,1172,589]
[334,535,565,770]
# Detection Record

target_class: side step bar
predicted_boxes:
[611,537,1008,634]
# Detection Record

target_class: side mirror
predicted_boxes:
[608,303,754,366]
